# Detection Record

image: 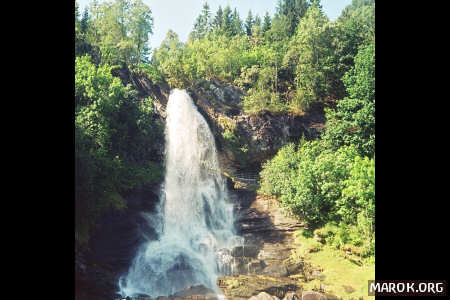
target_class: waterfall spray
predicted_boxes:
[119,89,243,297]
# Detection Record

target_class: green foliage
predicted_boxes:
[75,55,163,243]
[86,0,153,66]
[321,42,375,157]
[217,116,250,165]
[339,0,375,40]
[275,0,310,37]
[261,139,357,225]
[322,97,374,157]
[259,142,300,197]
[239,64,286,114]
[339,156,375,253]
[245,10,254,36]
[262,11,271,32]
[282,4,335,111]
[153,32,256,88]
[259,138,374,237]
[133,62,164,83]
[343,42,375,102]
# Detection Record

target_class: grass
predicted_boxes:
[291,229,375,300]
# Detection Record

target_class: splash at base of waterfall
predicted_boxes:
[118,89,243,297]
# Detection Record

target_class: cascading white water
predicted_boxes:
[119,89,243,297]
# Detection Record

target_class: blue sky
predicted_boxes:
[77,0,352,51]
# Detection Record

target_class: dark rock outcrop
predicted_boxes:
[75,184,162,300]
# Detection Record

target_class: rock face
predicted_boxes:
[75,184,162,300]
[228,191,304,277]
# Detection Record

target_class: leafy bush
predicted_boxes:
[321,42,375,157]
[260,138,360,226]
[259,140,374,256]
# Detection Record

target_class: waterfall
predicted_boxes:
[119,89,243,297]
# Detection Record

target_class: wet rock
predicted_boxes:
[262,262,289,278]
[301,291,327,300]
[217,275,299,300]
[284,258,303,276]
[249,292,280,300]
[172,284,218,300]
[282,292,300,300]
[232,245,260,258]
[133,294,153,300]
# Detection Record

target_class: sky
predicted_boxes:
[77,0,352,51]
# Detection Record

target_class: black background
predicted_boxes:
[7,0,448,298]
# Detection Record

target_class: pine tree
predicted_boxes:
[192,2,211,40]
[262,11,271,32]
[213,5,223,31]
[201,2,211,33]
[254,15,262,28]
[275,0,310,36]
[231,8,242,36]
[222,5,233,35]
[245,10,254,35]
[81,7,90,34]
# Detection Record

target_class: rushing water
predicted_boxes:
[119,89,243,297]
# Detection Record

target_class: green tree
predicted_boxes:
[245,10,254,35]
[254,15,262,28]
[129,0,153,65]
[87,0,153,66]
[275,0,309,36]
[339,156,375,255]
[260,140,359,226]
[231,8,243,36]
[262,11,272,32]
[283,3,334,111]
[221,5,233,36]
[192,2,212,40]
[212,5,223,31]
[153,30,187,87]
[343,42,375,102]
[81,7,90,34]
[321,42,375,157]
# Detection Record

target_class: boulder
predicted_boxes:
[301,291,327,300]
[249,292,280,300]
[217,275,299,300]
[282,292,300,300]
[172,284,219,300]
